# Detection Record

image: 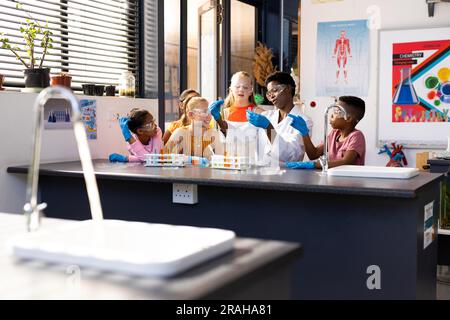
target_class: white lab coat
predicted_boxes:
[262,104,313,163]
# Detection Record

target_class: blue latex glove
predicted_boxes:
[285,161,316,169]
[119,117,132,141]
[246,110,270,129]
[109,153,128,163]
[208,99,224,121]
[288,114,309,136]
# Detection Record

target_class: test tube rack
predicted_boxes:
[144,153,185,167]
[211,155,250,170]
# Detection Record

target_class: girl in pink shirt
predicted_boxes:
[286,96,366,169]
[109,108,163,163]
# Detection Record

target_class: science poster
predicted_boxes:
[80,99,97,140]
[378,27,450,149]
[391,39,450,123]
[316,19,369,97]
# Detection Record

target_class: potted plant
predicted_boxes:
[0,74,5,91]
[253,41,277,106]
[50,72,72,88]
[0,3,53,91]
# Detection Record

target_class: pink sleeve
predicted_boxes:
[127,137,147,161]
[126,128,163,162]
[128,155,141,162]
[345,131,366,157]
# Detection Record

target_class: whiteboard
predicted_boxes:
[377,27,450,149]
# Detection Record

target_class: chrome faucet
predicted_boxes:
[24,86,103,232]
[318,104,347,174]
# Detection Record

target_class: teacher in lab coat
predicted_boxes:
[246,71,313,164]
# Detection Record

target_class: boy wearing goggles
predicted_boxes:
[287,96,366,169]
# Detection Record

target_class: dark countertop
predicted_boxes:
[7,160,443,198]
[0,213,300,299]
[428,158,450,165]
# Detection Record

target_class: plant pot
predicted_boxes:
[94,85,105,96]
[0,74,4,91]
[82,84,95,95]
[24,68,50,88]
[51,74,72,88]
[105,85,116,96]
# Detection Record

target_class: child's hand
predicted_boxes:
[246,110,270,128]
[109,153,128,163]
[288,114,309,136]
[208,100,224,121]
[119,117,132,141]
[285,161,316,169]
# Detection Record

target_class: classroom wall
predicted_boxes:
[0,92,158,214]
[300,0,449,166]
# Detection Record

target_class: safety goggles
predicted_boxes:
[231,84,252,92]
[266,84,287,98]
[191,108,211,116]
[330,105,348,120]
[140,121,156,130]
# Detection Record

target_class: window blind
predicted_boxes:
[0,0,138,91]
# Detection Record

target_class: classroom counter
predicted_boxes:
[8,160,442,198]
[0,213,301,299]
[7,160,444,299]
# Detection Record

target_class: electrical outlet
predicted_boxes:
[173,183,198,204]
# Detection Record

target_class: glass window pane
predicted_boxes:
[230,1,255,78]
[164,0,180,123]
[187,0,206,90]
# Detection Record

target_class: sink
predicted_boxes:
[8,220,235,277]
[326,165,420,179]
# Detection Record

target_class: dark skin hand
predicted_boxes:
[216,118,229,134]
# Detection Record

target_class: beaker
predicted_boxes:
[393,68,419,105]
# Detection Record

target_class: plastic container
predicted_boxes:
[82,84,95,95]
[0,74,5,90]
[50,73,72,88]
[94,85,105,96]
[105,85,116,96]
[118,71,136,97]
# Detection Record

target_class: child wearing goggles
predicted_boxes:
[286,96,366,169]
[108,108,163,163]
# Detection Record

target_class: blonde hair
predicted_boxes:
[224,71,256,110]
[186,97,209,113]
[178,89,200,127]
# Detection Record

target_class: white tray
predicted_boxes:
[8,220,235,277]
[326,165,420,179]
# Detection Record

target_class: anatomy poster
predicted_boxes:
[80,99,97,140]
[391,40,450,123]
[316,19,369,97]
